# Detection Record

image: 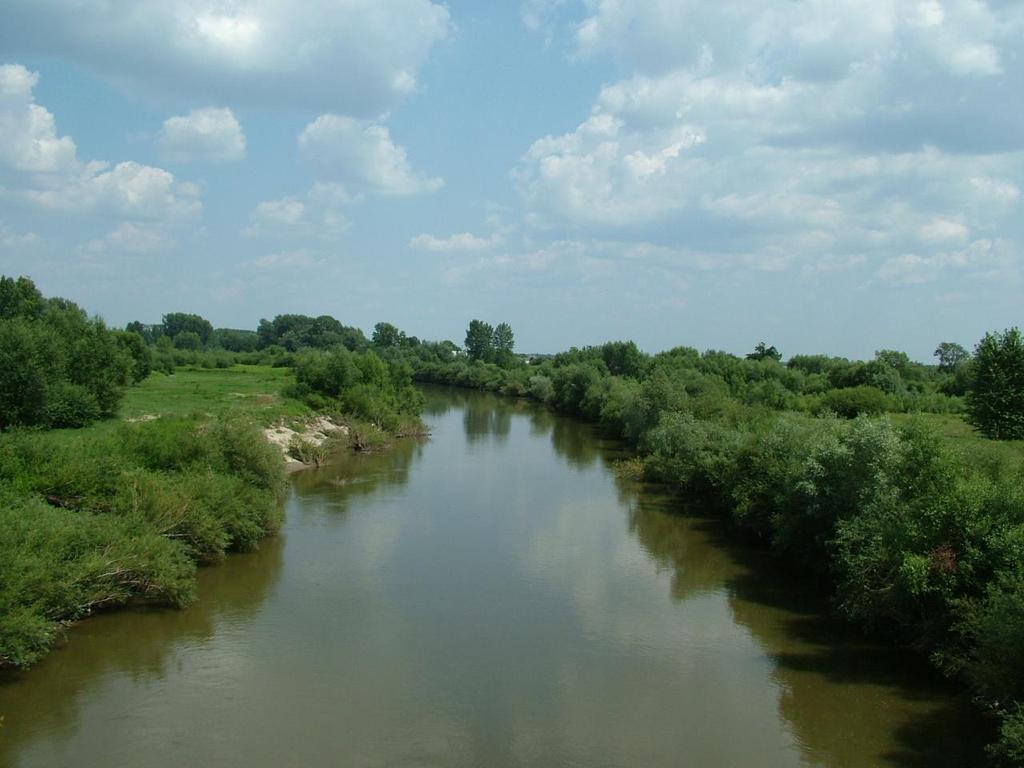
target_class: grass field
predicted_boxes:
[890,411,1024,466]
[118,365,310,425]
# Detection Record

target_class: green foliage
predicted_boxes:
[173,330,203,350]
[990,707,1024,766]
[0,492,196,667]
[116,330,153,382]
[0,413,285,669]
[290,347,424,432]
[746,341,782,361]
[0,276,133,429]
[465,319,494,362]
[162,312,213,347]
[257,313,367,352]
[967,327,1024,440]
[936,341,970,372]
[213,327,260,352]
[372,321,406,348]
[492,322,515,367]
[818,385,891,418]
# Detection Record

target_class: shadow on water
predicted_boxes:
[0,534,285,765]
[434,386,991,766]
[289,431,422,510]
[624,482,992,767]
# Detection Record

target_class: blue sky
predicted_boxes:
[0,1,1021,359]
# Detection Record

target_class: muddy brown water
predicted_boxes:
[0,387,989,767]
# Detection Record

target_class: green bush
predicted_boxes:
[818,385,891,418]
[967,327,1024,440]
[0,413,285,669]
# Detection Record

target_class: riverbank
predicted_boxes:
[412,363,1024,764]
[0,386,991,768]
[0,365,417,669]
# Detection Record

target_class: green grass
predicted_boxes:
[119,365,310,425]
[890,412,1024,466]
[0,365,298,668]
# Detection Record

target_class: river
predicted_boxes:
[0,387,988,767]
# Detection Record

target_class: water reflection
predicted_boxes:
[0,536,284,767]
[0,388,988,768]
[623,482,990,767]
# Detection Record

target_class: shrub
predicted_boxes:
[818,385,890,418]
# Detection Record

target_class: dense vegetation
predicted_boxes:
[0,415,285,668]
[407,324,1024,765]
[4,274,1021,761]
[0,276,146,428]
[0,276,426,671]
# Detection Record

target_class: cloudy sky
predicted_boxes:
[0,1,1021,359]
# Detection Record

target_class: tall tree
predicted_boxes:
[162,312,213,347]
[746,341,782,362]
[966,327,1024,440]
[492,322,515,367]
[372,322,406,348]
[934,342,969,372]
[465,320,494,362]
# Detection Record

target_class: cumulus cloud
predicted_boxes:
[244,182,354,240]
[0,64,202,227]
[0,64,77,173]
[158,107,246,163]
[24,161,202,220]
[410,232,504,252]
[0,0,451,115]
[516,1,1024,280]
[876,239,1016,285]
[78,222,174,255]
[299,115,443,196]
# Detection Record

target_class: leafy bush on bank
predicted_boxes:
[0,415,285,668]
[411,346,1024,763]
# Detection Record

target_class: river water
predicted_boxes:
[0,388,987,767]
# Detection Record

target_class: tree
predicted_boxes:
[492,322,515,367]
[0,275,43,320]
[966,327,1024,440]
[372,322,406,348]
[465,320,494,362]
[173,331,203,350]
[601,340,646,378]
[746,341,782,362]
[934,342,969,372]
[162,312,213,347]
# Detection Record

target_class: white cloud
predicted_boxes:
[515,1,1024,284]
[0,0,451,115]
[410,232,504,252]
[516,115,705,225]
[158,107,246,163]
[25,161,202,221]
[79,222,173,255]
[244,182,354,240]
[0,64,202,226]
[299,115,443,196]
[919,217,969,243]
[572,0,1011,80]
[876,239,1017,285]
[0,64,77,173]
